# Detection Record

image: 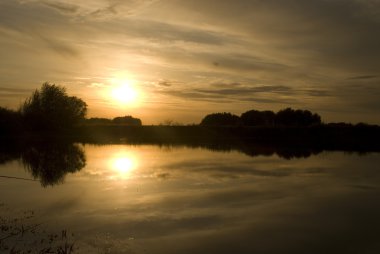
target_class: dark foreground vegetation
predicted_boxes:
[0,82,380,153]
[0,205,75,253]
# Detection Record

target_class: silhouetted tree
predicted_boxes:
[275,108,321,126]
[241,110,275,126]
[20,83,87,131]
[112,115,142,126]
[200,112,241,126]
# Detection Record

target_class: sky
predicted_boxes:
[0,0,379,124]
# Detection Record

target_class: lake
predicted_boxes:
[1,143,380,253]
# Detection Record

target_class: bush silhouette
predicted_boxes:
[200,112,241,126]
[20,83,87,131]
[112,115,142,125]
[275,108,321,126]
[241,110,275,126]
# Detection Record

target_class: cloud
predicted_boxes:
[0,1,80,57]
[210,82,242,88]
[158,83,330,106]
[0,87,33,98]
[161,90,229,103]
[93,18,231,46]
[0,87,33,108]
[158,0,380,72]
[303,89,330,97]
[348,75,378,80]
[160,89,295,105]
[208,53,289,72]
[39,0,78,14]
[157,80,173,87]
[195,85,293,96]
[22,0,160,19]
[38,35,79,57]
[84,0,161,19]
[89,3,118,18]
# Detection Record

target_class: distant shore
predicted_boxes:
[3,124,378,152]
[2,123,380,151]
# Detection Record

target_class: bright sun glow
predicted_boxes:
[110,152,138,179]
[111,83,137,104]
[109,76,140,106]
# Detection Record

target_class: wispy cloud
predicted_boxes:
[0,87,33,101]
[0,87,32,94]
[195,85,293,96]
[159,85,294,105]
[39,0,78,14]
[38,35,79,57]
[347,75,378,80]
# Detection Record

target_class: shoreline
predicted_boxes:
[1,124,380,154]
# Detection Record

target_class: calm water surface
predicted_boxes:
[1,144,380,253]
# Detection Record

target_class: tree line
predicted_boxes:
[86,116,141,126]
[200,108,322,127]
[1,82,376,136]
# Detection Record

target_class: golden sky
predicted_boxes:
[0,0,379,124]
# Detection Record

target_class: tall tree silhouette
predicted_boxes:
[20,83,87,131]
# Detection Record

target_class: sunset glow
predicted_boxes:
[1,1,380,253]
[109,78,141,106]
[110,82,138,106]
[1,0,380,124]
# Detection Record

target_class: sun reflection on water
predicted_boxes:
[110,152,138,179]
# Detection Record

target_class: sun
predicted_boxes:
[109,78,140,106]
[111,83,137,104]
